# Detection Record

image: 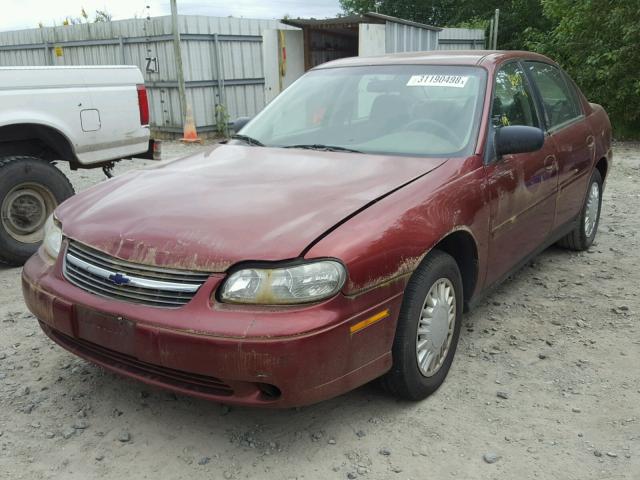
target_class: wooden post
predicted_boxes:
[488,19,494,50]
[493,9,500,49]
[214,33,226,106]
[170,0,187,127]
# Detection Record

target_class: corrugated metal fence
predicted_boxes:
[0,16,289,132]
[438,28,486,50]
[385,21,439,53]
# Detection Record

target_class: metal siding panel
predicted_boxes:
[384,21,439,53]
[167,88,183,128]
[182,40,215,82]
[147,86,182,130]
[397,24,405,52]
[188,87,207,127]
[438,28,485,50]
[384,22,391,53]
[391,23,397,51]
[404,25,412,51]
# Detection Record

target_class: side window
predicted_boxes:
[492,62,539,128]
[525,62,581,129]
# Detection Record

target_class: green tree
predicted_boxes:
[494,0,551,50]
[340,0,462,26]
[527,0,640,136]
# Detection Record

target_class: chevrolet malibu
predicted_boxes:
[22,51,611,407]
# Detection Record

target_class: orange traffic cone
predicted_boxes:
[181,104,201,143]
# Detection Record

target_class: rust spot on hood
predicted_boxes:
[67,235,233,273]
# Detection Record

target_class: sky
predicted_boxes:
[1,0,343,32]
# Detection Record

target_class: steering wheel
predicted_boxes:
[403,118,459,144]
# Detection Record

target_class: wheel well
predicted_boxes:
[0,124,76,166]
[434,230,478,310]
[595,157,608,180]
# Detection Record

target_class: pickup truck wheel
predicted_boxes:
[381,250,463,400]
[0,156,74,266]
[557,170,603,251]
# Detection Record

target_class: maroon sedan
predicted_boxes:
[22,51,611,407]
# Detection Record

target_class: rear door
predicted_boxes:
[484,61,559,286]
[523,61,595,229]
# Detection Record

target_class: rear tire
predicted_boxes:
[381,250,463,400]
[557,169,602,251]
[0,156,74,266]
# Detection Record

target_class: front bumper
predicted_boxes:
[22,250,404,407]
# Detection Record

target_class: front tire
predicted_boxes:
[0,156,74,266]
[381,250,463,400]
[557,169,603,251]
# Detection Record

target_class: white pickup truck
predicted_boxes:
[0,65,153,266]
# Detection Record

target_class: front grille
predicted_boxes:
[63,240,210,308]
[47,326,233,397]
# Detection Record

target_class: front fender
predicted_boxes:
[305,156,489,297]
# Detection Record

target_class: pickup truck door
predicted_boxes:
[484,61,559,286]
[523,61,596,229]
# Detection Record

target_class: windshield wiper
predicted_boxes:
[230,134,264,147]
[283,144,362,153]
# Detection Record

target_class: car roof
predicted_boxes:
[314,50,555,70]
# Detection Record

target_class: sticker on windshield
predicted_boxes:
[406,74,469,88]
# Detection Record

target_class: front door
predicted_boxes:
[484,61,559,286]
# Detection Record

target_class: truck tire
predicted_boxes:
[0,156,74,266]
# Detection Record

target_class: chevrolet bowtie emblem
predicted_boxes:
[108,272,131,286]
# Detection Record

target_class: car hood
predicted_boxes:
[57,145,447,272]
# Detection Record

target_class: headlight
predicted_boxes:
[219,260,346,305]
[43,214,62,259]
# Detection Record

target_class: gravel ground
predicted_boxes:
[1,141,638,480]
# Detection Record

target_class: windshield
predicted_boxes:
[238,65,486,157]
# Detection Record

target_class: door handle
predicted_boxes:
[586,135,595,148]
[544,155,556,172]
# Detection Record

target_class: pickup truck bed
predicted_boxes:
[0,65,152,265]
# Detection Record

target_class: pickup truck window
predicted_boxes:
[525,62,581,129]
[491,62,539,128]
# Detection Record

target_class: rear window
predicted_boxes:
[525,62,582,129]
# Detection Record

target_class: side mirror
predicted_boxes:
[495,126,544,156]
[231,116,252,133]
